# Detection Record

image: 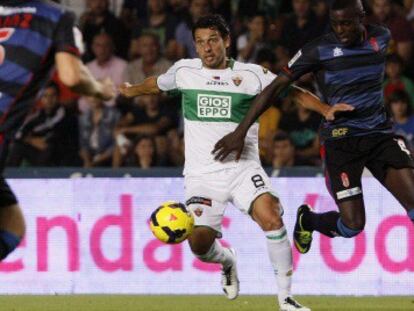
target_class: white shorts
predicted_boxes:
[184,161,278,237]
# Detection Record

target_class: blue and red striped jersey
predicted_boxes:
[0,0,79,137]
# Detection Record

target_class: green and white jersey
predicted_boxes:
[157,58,276,175]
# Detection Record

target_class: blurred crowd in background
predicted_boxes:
[6,0,414,175]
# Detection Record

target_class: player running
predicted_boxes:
[117,13,346,311]
[212,0,414,255]
[0,0,114,260]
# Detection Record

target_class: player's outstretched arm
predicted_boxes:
[119,77,161,98]
[55,52,115,101]
[212,74,292,161]
[290,85,354,121]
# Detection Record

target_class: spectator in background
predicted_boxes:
[273,45,291,72]
[79,33,127,110]
[6,83,67,167]
[54,101,81,167]
[255,49,281,164]
[271,131,311,176]
[384,54,414,105]
[406,0,414,15]
[237,13,271,63]
[166,129,185,166]
[387,90,414,149]
[122,0,148,20]
[312,0,330,31]
[211,0,232,22]
[406,0,414,26]
[367,0,414,65]
[123,33,172,85]
[127,36,142,61]
[133,0,179,57]
[113,94,175,166]
[122,136,157,168]
[236,0,281,20]
[278,88,321,165]
[280,0,324,56]
[80,0,129,61]
[51,75,82,167]
[168,0,191,21]
[119,0,148,31]
[175,0,211,58]
[79,96,120,167]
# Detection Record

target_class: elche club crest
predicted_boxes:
[341,172,350,188]
[194,207,203,217]
[232,75,243,86]
[0,28,15,65]
[369,37,380,52]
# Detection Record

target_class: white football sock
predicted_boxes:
[194,240,235,269]
[265,227,293,304]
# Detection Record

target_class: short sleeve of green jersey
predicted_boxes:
[157,61,181,92]
[249,64,293,100]
[255,65,277,90]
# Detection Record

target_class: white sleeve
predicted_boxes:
[255,65,277,90]
[156,61,180,91]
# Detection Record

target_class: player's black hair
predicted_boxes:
[331,0,365,16]
[192,14,230,39]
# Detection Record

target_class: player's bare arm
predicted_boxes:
[290,85,354,121]
[212,74,296,161]
[55,52,115,101]
[119,76,161,98]
[211,75,295,161]
[212,74,357,161]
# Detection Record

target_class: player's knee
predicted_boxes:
[189,240,213,255]
[258,215,283,232]
[0,230,22,260]
[337,218,364,238]
[188,228,215,255]
[252,195,283,231]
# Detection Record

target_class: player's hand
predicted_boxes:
[98,77,115,101]
[212,129,246,162]
[119,82,136,98]
[324,103,354,121]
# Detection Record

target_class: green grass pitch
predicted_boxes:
[0,295,412,311]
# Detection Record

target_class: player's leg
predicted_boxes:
[250,194,294,305]
[187,224,234,268]
[187,223,238,300]
[186,201,238,300]
[365,135,414,224]
[0,178,25,260]
[185,174,238,299]
[232,164,309,311]
[380,167,414,223]
[294,139,366,253]
[381,167,414,223]
[299,197,366,238]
